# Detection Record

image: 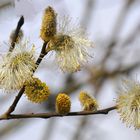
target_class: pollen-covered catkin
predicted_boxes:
[116,80,140,129]
[55,93,71,115]
[48,16,93,72]
[0,41,36,91]
[25,78,50,103]
[79,91,98,111]
[40,6,57,42]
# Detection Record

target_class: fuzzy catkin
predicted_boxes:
[0,42,36,90]
[55,93,71,115]
[116,80,140,129]
[40,6,57,42]
[79,91,98,111]
[25,78,50,103]
[48,16,93,72]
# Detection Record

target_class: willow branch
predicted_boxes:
[9,16,24,52]
[5,87,25,115]
[5,42,48,115]
[0,106,117,120]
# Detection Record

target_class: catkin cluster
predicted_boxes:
[40,6,93,72]
[0,5,140,132]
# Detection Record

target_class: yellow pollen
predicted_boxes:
[55,93,71,115]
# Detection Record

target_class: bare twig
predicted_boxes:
[5,86,25,115]
[9,16,24,52]
[0,106,117,120]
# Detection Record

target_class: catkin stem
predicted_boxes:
[5,42,49,116]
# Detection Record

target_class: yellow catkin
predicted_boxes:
[40,6,57,42]
[55,93,71,115]
[79,91,98,111]
[25,78,50,103]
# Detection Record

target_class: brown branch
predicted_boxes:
[0,106,117,120]
[5,42,49,115]
[9,16,24,52]
[5,86,25,115]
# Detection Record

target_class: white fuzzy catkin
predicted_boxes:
[48,16,94,72]
[0,41,36,91]
[116,80,140,129]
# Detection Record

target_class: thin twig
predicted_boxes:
[9,16,24,52]
[5,86,25,115]
[5,42,49,115]
[0,106,117,120]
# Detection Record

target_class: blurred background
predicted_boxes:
[0,0,140,140]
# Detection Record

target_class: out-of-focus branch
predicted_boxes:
[41,119,56,140]
[120,23,140,47]
[0,1,11,9]
[64,62,139,95]
[89,62,140,82]
[0,106,117,120]
[0,120,29,138]
[72,116,88,140]
[81,0,95,28]
[102,0,134,64]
